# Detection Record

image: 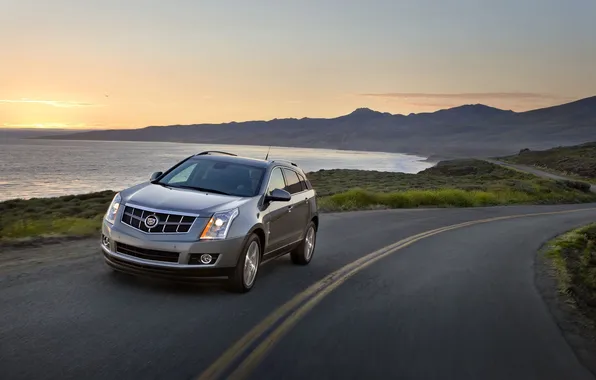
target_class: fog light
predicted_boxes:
[101,234,110,247]
[200,254,213,264]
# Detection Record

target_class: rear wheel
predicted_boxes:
[228,234,261,293]
[291,221,317,265]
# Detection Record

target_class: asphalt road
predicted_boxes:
[2,204,596,380]
[485,159,596,193]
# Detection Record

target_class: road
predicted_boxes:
[2,204,596,380]
[485,159,596,193]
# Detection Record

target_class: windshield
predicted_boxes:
[156,158,265,197]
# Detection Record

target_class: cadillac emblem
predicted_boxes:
[144,214,159,229]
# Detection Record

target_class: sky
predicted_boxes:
[1,0,595,130]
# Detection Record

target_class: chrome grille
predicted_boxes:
[121,205,196,233]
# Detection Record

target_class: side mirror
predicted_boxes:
[150,171,163,182]
[265,188,291,203]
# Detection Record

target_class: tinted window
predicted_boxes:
[267,168,286,195]
[282,169,302,194]
[158,158,265,197]
[297,173,309,190]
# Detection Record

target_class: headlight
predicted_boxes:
[104,193,121,224]
[200,208,239,240]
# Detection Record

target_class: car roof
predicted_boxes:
[189,152,302,171]
[190,153,269,168]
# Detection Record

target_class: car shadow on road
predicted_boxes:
[104,254,295,296]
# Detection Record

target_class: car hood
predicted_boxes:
[120,183,252,215]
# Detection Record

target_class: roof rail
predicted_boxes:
[195,151,237,157]
[272,159,297,167]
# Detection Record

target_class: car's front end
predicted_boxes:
[100,183,258,280]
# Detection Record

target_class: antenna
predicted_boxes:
[264,146,271,160]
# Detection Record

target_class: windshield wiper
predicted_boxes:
[153,181,177,189]
[174,185,232,196]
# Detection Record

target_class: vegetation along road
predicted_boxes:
[2,159,595,242]
[2,204,596,379]
[486,159,596,193]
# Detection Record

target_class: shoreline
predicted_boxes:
[0,139,438,202]
[21,137,439,159]
[2,160,596,244]
[27,136,496,161]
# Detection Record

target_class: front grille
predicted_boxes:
[115,242,179,263]
[121,205,196,233]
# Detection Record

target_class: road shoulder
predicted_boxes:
[535,236,596,377]
[0,238,98,273]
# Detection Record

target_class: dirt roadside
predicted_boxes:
[0,238,98,273]
[535,241,596,377]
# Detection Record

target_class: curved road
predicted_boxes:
[485,159,596,193]
[2,204,596,380]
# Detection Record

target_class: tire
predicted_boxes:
[227,234,262,293]
[291,221,317,265]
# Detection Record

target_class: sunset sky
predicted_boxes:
[1,0,595,130]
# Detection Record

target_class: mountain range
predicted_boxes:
[37,96,596,157]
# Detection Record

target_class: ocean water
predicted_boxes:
[0,139,434,201]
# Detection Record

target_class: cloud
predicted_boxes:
[404,102,466,109]
[0,99,99,108]
[359,92,565,100]
[3,122,95,129]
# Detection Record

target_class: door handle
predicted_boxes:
[287,205,293,212]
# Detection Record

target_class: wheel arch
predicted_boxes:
[311,215,319,230]
[247,224,267,257]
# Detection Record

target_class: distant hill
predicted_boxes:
[38,96,596,157]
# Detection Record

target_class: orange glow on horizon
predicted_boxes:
[1,1,594,131]
[2,123,91,129]
[0,93,580,131]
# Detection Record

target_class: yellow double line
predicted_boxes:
[197,207,596,380]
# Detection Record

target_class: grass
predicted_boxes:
[0,191,116,242]
[310,159,596,211]
[320,188,519,211]
[1,159,595,242]
[544,224,596,321]
[501,141,596,182]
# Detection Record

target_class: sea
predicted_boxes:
[0,139,435,201]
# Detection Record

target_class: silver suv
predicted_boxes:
[100,151,319,293]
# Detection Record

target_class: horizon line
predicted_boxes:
[1,94,593,131]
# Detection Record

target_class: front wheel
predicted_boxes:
[228,234,261,293]
[291,221,317,265]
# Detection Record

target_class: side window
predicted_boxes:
[267,168,286,195]
[297,173,309,190]
[282,169,302,194]
[169,163,197,184]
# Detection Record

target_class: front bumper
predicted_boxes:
[102,249,233,280]
[101,220,246,278]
